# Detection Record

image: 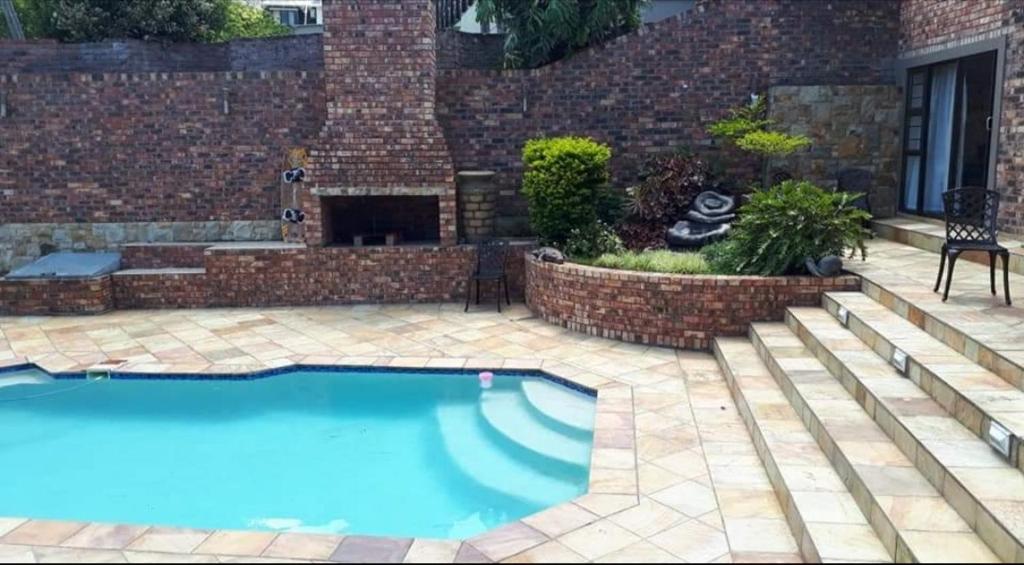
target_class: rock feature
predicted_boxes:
[667,191,736,248]
[532,247,565,264]
[805,255,844,277]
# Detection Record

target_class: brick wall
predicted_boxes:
[437,0,901,233]
[436,30,504,71]
[0,35,322,74]
[899,0,1024,233]
[526,258,861,350]
[0,276,112,315]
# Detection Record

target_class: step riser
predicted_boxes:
[784,312,1022,562]
[712,341,826,564]
[861,277,1024,390]
[873,220,1024,276]
[747,328,918,562]
[822,294,1023,473]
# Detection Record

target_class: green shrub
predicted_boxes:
[522,136,616,245]
[591,250,711,275]
[735,130,811,159]
[563,221,625,259]
[707,96,812,174]
[706,181,871,276]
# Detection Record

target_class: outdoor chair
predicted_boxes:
[465,239,511,313]
[934,187,1012,305]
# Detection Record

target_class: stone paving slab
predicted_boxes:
[750,322,1001,563]
[785,307,1024,563]
[0,304,798,563]
[823,291,1024,472]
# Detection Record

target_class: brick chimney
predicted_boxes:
[304,0,457,246]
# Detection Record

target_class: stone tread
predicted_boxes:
[824,291,1024,468]
[714,337,892,563]
[784,307,1024,562]
[849,264,1024,391]
[750,322,1002,563]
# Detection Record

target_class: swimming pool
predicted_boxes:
[0,366,596,539]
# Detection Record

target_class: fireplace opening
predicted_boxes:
[322,195,441,246]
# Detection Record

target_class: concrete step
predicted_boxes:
[823,291,1024,472]
[713,337,892,563]
[854,266,1024,392]
[782,308,1024,562]
[750,322,1003,563]
[873,217,1024,276]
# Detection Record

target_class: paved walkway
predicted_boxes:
[0,305,800,563]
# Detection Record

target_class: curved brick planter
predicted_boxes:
[525,256,861,350]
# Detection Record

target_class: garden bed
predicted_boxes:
[525,256,860,350]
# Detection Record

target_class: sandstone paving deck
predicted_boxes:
[0,304,800,563]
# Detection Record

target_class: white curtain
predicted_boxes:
[923,62,957,214]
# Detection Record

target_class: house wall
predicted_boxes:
[0,0,900,272]
[898,0,1024,233]
[436,0,901,234]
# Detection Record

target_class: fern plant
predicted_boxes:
[705,181,871,276]
[475,0,647,69]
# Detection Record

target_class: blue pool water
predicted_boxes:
[0,367,596,539]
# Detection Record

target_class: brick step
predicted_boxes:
[854,267,1024,392]
[781,309,1024,563]
[822,292,1024,472]
[873,218,1024,276]
[749,322,1002,563]
[713,337,892,563]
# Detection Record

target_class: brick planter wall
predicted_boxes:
[525,257,861,350]
[112,271,209,310]
[121,244,211,269]
[0,277,113,315]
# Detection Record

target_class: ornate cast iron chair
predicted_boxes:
[465,239,511,313]
[934,187,1011,305]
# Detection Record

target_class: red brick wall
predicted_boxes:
[0,72,325,225]
[526,258,861,350]
[437,0,901,225]
[0,277,112,315]
[899,0,1024,233]
[113,272,209,309]
[121,245,210,269]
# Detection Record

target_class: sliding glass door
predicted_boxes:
[901,52,998,216]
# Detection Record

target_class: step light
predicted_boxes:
[891,349,908,376]
[988,421,1014,460]
[837,306,850,327]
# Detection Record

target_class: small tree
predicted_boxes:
[708,95,811,187]
[475,0,647,69]
[206,0,290,43]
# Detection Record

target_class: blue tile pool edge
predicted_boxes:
[0,362,598,397]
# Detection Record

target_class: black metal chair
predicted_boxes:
[465,239,511,312]
[934,187,1011,305]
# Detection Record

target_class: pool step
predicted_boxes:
[823,291,1024,472]
[784,307,1024,562]
[750,322,1001,563]
[713,337,891,563]
[520,379,596,436]
[479,388,592,468]
[435,402,584,508]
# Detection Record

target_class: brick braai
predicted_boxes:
[304,0,457,246]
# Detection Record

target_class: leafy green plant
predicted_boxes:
[475,0,646,69]
[16,0,288,42]
[707,96,811,183]
[522,136,617,245]
[705,181,871,276]
[591,250,710,274]
[619,151,717,250]
[563,221,625,259]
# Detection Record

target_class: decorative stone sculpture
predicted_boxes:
[532,247,565,264]
[666,191,736,248]
[805,255,844,278]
